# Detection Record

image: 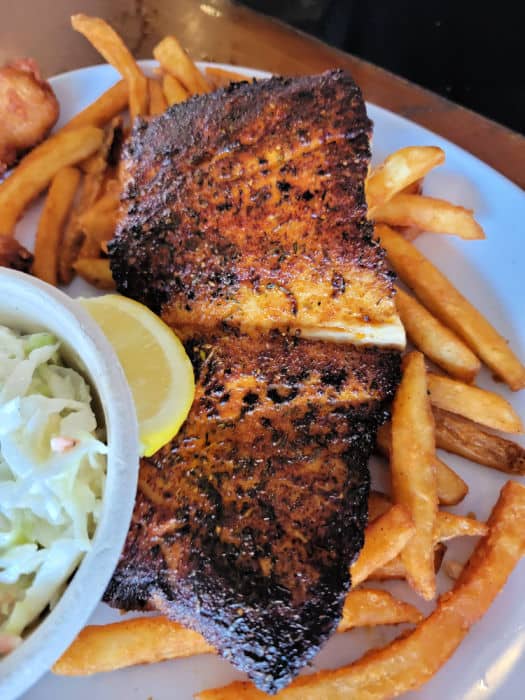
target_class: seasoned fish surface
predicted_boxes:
[107,70,403,693]
[109,71,403,347]
[105,333,400,693]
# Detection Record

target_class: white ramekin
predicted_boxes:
[0,268,139,700]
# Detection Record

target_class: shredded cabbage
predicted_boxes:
[0,326,107,644]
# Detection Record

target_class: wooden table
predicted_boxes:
[2,0,523,188]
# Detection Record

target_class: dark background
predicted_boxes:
[240,0,524,134]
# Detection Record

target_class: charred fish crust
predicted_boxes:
[105,333,400,691]
[109,70,399,338]
[106,70,403,692]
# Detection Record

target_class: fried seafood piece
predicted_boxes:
[0,58,59,174]
[105,332,400,693]
[109,70,404,348]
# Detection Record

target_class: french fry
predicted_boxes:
[197,481,525,700]
[366,146,445,213]
[376,421,468,506]
[427,373,523,433]
[153,36,211,95]
[71,14,148,120]
[59,81,128,132]
[78,204,118,258]
[377,224,525,390]
[434,511,487,541]
[369,543,447,582]
[53,617,214,675]
[148,78,168,116]
[58,168,118,284]
[33,167,81,286]
[204,66,254,88]
[369,493,487,542]
[338,588,422,631]
[373,194,485,240]
[0,127,103,235]
[54,588,421,676]
[350,505,415,587]
[162,73,189,106]
[367,556,407,581]
[58,217,84,285]
[80,117,122,175]
[434,407,525,475]
[391,352,438,600]
[76,180,120,260]
[73,257,115,290]
[395,287,480,383]
[74,123,121,259]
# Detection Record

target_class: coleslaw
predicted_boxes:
[0,324,107,652]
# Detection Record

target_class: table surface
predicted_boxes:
[2,0,523,189]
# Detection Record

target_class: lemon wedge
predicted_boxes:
[80,295,195,457]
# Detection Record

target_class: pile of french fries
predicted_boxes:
[0,13,524,700]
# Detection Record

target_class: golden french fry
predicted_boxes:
[197,481,525,700]
[71,14,148,120]
[53,617,214,675]
[369,492,486,542]
[395,287,480,383]
[148,78,168,116]
[33,167,81,286]
[376,421,468,506]
[54,587,421,676]
[427,373,523,433]
[58,168,117,284]
[74,123,121,258]
[350,505,415,587]
[80,117,122,174]
[204,66,253,88]
[368,556,407,581]
[0,127,103,235]
[366,147,445,213]
[154,36,211,95]
[73,257,115,290]
[338,588,422,632]
[434,407,525,475]
[75,182,120,261]
[59,219,83,285]
[373,194,485,240]
[60,81,128,132]
[391,352,438,600]
[162,73,189,106]
[78,205,118,258]
[377,224,525,391]
[369,543,447,582]
[434,511,487,541]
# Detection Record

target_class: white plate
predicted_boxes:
[16,62,525,700]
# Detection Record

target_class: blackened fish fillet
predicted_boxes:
[109,70,404,348]
[107,70,403,693]
[105,333,400,692]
